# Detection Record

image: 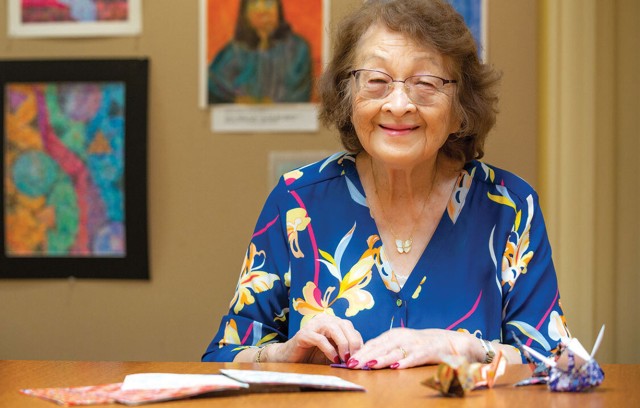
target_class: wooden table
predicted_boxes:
[1,360,637,407]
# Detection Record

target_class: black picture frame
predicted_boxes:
[0,59,149,279]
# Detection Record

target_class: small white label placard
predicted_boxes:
[210,104,318,133]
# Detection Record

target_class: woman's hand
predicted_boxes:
[258,314,364,365]
[346,328,485,369]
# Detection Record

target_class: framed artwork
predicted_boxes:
[448,0,487,60]
[200,0,329,133]
[7,0,142,38]
[0,59,149,279]
[268,150,332,189]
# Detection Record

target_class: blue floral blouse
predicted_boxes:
[202,153,570,363]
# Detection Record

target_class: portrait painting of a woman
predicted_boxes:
[207,0,316,104]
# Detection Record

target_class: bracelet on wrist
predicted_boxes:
[254,344,272,363]
[479,339,496,364]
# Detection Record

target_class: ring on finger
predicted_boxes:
[399,346,407,359]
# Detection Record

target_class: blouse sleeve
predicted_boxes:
[500,191,570,362]
[202,178,292,362]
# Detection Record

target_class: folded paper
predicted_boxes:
[20,375,247,406]
[422,350,506,397]
[219,369,365,391]
[20,369,364,405]
[516,325,605,392]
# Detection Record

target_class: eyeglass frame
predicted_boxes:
[350,68,457,105]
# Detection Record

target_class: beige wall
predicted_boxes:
[540,0,640,363]
[614,0,640,364]
[0,0,539,361]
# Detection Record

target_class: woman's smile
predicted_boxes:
[379,123,420,136]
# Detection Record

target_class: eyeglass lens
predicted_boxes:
[353,70,452,105]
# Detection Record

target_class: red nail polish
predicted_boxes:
[333,356,341,364]
[365,360,378,368]
[347,359,359,369]
[390,362,400,369]
[345,353,351,361]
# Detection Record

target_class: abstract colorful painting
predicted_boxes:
[19,0,130,23]
[8,0,142,38]
[5,82,126,257]
[0,59,148,279]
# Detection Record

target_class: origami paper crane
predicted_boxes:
[422,350,506,397]
[520,325,605,392]
[512,331,555,386]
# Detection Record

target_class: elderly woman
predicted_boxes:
[202,0,569,369]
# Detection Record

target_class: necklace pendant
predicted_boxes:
[395,239,412,254]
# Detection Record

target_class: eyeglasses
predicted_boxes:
[350,69,457,106]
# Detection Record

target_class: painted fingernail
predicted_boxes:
[365,360,378,368]
[345,353,351,361]
[347,358,359,369]
[390,362,400,369]
[333,356,341,364]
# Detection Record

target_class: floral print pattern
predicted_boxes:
[286,208,311,258]
[203,153,569,362]
[293,225,376,326]
[229,243,280,314]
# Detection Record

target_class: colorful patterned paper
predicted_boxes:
[20,383,122,406]
[20,380,247,406]
[548,353,604,392]
[421,351,506,397]
[516,325,606,392]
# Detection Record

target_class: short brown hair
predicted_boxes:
[318,0,501,163]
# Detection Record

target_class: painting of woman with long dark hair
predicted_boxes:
[207,0,313,104]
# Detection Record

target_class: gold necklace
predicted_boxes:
[369,157,437,254]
